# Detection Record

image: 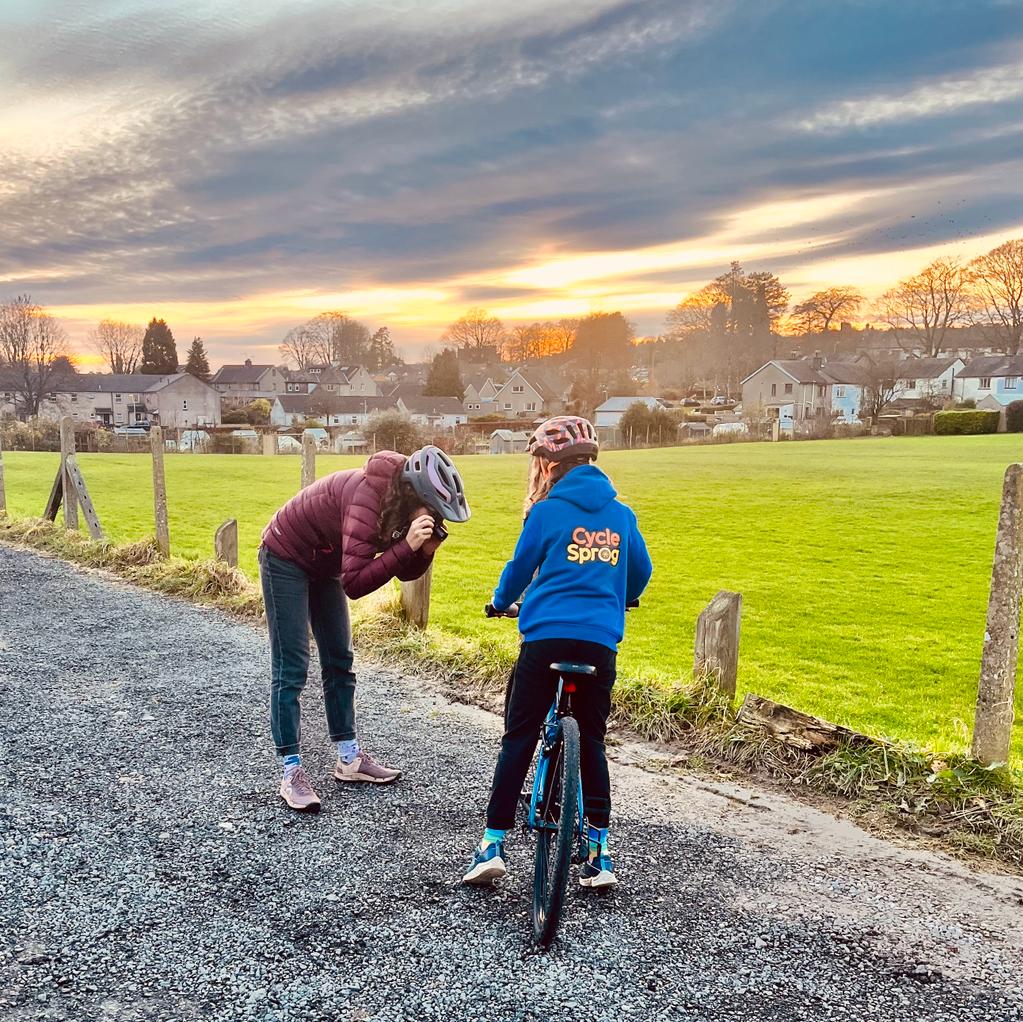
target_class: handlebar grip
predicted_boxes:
[626,599,640,609]
[484,603,499,618]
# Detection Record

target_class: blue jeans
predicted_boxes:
[259,546,357,757]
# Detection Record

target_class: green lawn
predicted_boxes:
[4,437,1022,762]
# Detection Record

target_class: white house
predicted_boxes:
[594,396,666,428]
[397,395,467,429]
[894,357,964,402]
[740,358,869,427]
[954,355,1023,407]
[43,373,222,428]
[271,394,395,428]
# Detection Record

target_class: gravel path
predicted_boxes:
[2,543,1023,1022]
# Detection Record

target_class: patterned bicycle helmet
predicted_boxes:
[402,445,471,523]
[527,415,599,462]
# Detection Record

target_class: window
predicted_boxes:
[115,393,122,402]
[512,385,524,394]
[526,402,537,411]
[770,383,777,397]
[980,377,991,389]
[905,380,916,390]
[1007,377,1017,391]
[70,392,78,402]
[784,383,793,394]
[182,399,189,411]
[503,402,512,410]
[835,386,846,398]
[350,416,358,425]
[818,385,825,398]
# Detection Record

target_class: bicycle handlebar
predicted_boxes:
[485,599,639,619]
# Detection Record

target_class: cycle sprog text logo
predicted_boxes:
[565,526,621,566]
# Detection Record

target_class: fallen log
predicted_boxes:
[736,693,876,753]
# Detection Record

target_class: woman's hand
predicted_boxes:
[406,514,435,552]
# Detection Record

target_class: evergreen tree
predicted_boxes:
[140,318,179,374]
[184,337,211,382]
[423,348,464,399]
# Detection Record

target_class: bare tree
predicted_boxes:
[280,323,318,369]
[89,318,144,374]
[970,239,1023,354]
[546,318,579,355]
[0,295,72,418]
[878,257,973,356]
[791,286,865,335]
[442,307,505,357]
[665,286,719,340]
[860,358,900,420]
[280,312,373,368]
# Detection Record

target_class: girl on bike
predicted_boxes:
[260,446,470,813]
[463,416,651,888]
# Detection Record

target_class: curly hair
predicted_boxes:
[377,472,426,549]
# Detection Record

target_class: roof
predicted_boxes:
[275,394,311,413]
[895,357,961,380]
[330,397,395,413]
[211,362,277,384]
[490,429,529,440]
[819,362,871,386]
[595,396,665,413]
[400,395,465,415]
[958,355,1023,379]
[53,373,185,394]
[389,382,425,401]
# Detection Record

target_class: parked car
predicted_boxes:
[112,426,148,437]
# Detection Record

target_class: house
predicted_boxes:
[285,365,380,397]
[270,394,394,428]
[819,362,871,424]
[210,360,287,400]
[490,367,567,418]
[326,396,396,429]
[894,357,964,403]
[954,355,1023,407]
[44,373,222,428]
[489,429,529,454]
[462,374,500,416]
[593,396,666,429]
[740,359,839,428]
[397,395,467,429]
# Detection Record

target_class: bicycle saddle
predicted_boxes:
[550,662,597,676]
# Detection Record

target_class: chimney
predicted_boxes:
[790,349,799,360]
[244,358,252,367]
[811,349,823,371]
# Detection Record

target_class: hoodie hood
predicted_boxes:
[548,464,617,513]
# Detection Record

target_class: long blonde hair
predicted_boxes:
[523,455,592,516]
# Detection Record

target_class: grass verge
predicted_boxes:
[3,511,1022,869]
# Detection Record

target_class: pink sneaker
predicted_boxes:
[279,767,321,812]
[333,751,402,785]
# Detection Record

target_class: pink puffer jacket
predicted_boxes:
[261,450,433,597]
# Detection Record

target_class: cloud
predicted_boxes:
[1,0,1022,361]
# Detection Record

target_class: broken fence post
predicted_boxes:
[150,426,170,557]
[301,432,316,489]
[60,416,79,531]
[262,432,276,457]
[399,564,432,629]
[63,455,103,540]
[971,462,1023,766]
[214,519,239,568]
[694,589,742,699]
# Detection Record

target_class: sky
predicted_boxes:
[1,0,1022,366]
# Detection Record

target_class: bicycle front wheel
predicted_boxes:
[532,715,580,947]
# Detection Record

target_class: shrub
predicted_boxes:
[221,409,248,424]
[953,399,976,410]
[365,410,424,454]
[934,410,1000,435]
[1006,401,1023,433]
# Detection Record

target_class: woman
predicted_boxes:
[260,445,470,812]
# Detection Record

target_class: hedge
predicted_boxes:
[934,410,1000,435]
[1006,401,1023,433]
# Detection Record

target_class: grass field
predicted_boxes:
[3,437,1022,763]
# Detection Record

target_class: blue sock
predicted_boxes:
[282,754,301,778]
[482,828,506,848]
[588,826,609,858]
[336,739,360,764]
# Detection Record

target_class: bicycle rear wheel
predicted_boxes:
[532,715,580,947]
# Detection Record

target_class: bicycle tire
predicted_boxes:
[532,715,580,947]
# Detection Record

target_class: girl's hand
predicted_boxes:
[406,514,435,551]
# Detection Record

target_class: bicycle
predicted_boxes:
[484,601,637,947]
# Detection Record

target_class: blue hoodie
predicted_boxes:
[493,464,652,651]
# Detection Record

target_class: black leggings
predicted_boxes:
[487,638,616,830]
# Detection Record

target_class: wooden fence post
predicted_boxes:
[262,432,276,457]
[399,564,432,629]
[0,431,6,514]
[694,590,742,699]
[214,519,239,568]
[150,426,170,557]
[301,432,316,489]
[971,463,1023,765]
[60,417,79,531]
